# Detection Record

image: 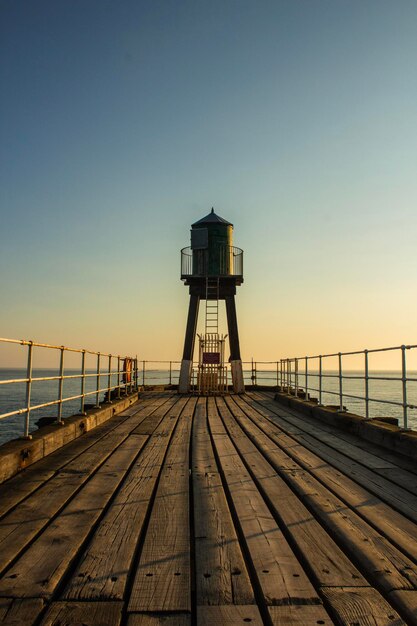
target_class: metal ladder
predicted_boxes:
[205,277,219,335]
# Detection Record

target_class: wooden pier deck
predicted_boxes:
[0,391,417,625]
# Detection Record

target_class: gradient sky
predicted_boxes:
[1,1,417,368]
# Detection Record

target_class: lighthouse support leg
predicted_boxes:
[179,295,200,393]
[225,295,245,393]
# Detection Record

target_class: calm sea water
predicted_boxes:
[0,368,416,445]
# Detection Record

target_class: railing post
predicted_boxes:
[169,361,172,385]
[305,357,308,400]
[255,361,257,386]
[142,360,146,387]
[135,356,139,391]
[80,349,86,415]
[107,354,112,403]
[117,356,121,399]
[276,361,279,388]
[24,341,34,439]
[57,346,65,424]
[319,355,322,405]
[401,345,408,429]
[95,352,101,408]
[338,352,343,412]
[294,358,298,397]
[288,359,291,393]
[364,349,369,419]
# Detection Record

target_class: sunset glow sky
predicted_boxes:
[1,1,417,368]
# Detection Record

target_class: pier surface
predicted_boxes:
[0,391,417,625]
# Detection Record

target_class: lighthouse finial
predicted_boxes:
[211,207,214,213]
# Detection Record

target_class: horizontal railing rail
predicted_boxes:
[0,337,139,440]
[138,360,182,386]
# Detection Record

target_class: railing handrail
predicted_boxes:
[0,336,133,358]
[246,343,417,430]
[0,337,139,440]
[272,343,417,361]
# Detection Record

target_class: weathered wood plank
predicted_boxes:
[229,392,417,592]
[268,605,332,625]
[388,590,417,625]
[321,587,404,625]
[197,605,263,625]
[229,396,417,594]
[0,598,44,624]
[217,397,367,589]
[249,393,417,506]
[128,614,191,625]
[233,395,417,567]
[0,396,176,575]
[63,397,189,600]
[128,399,197,613]
[0,411,132,520]
[208,404,320,607]
[193,398,254,606]
[0,436,147,598]
[254,390,417,476]
[39,601,123,625]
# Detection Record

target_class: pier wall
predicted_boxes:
[0,392,140,484]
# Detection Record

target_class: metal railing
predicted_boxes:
[243,344,417,430]
[138,361,181,386]
[0,338,139,439]
[180,245,243,278]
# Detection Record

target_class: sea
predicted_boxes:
[0,368,416,445]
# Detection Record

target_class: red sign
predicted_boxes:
[203,352,220,364]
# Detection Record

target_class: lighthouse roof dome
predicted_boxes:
[192,207,233,227]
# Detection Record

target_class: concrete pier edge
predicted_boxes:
[0,391,140,484]
[273,391,417,460]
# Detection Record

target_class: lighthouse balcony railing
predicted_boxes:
[181,245,243,278]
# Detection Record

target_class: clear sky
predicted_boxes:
[1,1,417,369]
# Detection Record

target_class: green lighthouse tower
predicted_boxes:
[179,208,244,394]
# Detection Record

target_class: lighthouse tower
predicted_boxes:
[179,208,244,394]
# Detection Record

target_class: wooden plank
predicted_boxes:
[128,399,197,613]
[209,410,320,607]
[39,601,123,625]
[320,587,404,625]
[268,605,332,625]
[0,395,177,574]
[250,393,417,503]
[255,390,417,476]
[128,615,191,625]
[388,590,417,625]
[228,396,417,594]
[193,398,254,606]
[232,395,417,566]
[63,397,189,600]
[0,436,147,598]
[133,414,165,435]
[0,394,173,519]
[216,398,367,589]
[197,605,263,625]
[0,598,44,624]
